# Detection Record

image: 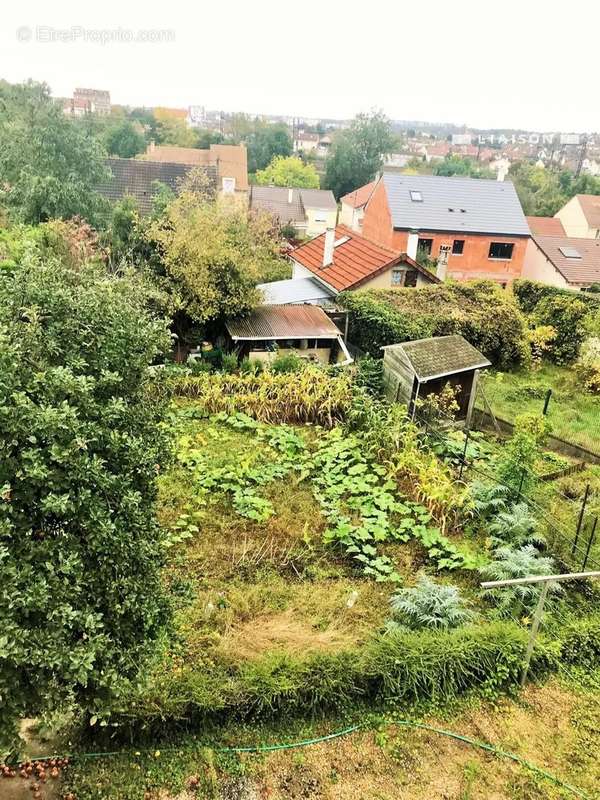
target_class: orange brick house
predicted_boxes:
[361,173,530,285]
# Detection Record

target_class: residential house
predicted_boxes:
[339,181,377,231]
[522,235,600,290]
[141,142,248,196]
[249,186,337,238]
[360,173,530,285]
[420,143,451,162]
[293,132,320,153]
[382,335,491,426]
[96,158,217,215]
[289,224,439,300]
[73,88,111,114]
[226,304,352,366]
[526,216,566,236]
[555,195,600,238]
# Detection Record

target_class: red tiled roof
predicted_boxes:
[290,224,438,292]
[340,181,377,209]
[526,216,566,236]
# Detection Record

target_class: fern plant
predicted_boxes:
[469,481,511,519]
[386,575,474,631]
[480,545,561,618]
[488,502,546,549]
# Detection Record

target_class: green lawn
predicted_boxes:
[477,363,600,455]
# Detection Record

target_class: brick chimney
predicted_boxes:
[288,188,294,204]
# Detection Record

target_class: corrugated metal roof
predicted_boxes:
[384,335,491,381]
[257,277,334,305]
[382,173,530,236]
[227,304,342,340]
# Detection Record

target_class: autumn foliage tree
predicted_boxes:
[0,243,172,753]
[148,176,286,347]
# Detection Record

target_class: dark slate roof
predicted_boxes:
[382,173,530,236]
[96,158,217,215]
[532,235,600,286]
[249,186,336,226]
[226,304,342,340]
[384,335,491,381]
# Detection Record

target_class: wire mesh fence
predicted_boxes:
[475,372,600,460]
[413,407,600,574]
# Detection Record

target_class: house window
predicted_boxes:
[488,242,514,260]
[404,270,418,287]
[409,190,423,202]
[391,268,404,286]
[418,238,433,256]
[452,239,465,255]
[222,177,236,194]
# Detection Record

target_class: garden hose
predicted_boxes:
[11,718,590,799]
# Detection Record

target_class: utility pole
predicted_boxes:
[575,135,588,179]
[481,570,600,687]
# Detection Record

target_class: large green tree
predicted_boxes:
[433,155,494,179]
[246,123,293,173]
[0,242,172,752]
[325,111,395,198]
[104,119,147,158]
[255,155,320,188]
[0,80,109,224]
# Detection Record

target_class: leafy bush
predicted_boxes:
[480,546,560,617]
[340,281,529,368]
[513,278,600,314]
[469,482,511,519]
[387,575,474,630]
[575,337,600,394]
[0,254,171,751]
[532,295,589,363]
[221,352,239,374]
[354,355,385,397]
[497,413,550,495]
[270,351,305,374]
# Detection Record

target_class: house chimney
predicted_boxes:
[436,248,448,281]
[288,188,294,204]
[322,227,335,267]
[407,231,419,260]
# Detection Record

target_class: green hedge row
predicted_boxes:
[340,281,529,368]
[104,622,536,739]
[513,279,600,314]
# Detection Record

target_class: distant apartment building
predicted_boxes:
[73,88,111,115]
[555,194,600,238]
[293,132,320,153]
[360,173,530,285]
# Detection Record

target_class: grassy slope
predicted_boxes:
[478,364,600,455]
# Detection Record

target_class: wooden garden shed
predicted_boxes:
[382,335,491,426]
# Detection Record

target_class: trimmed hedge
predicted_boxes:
[340,281,529,368]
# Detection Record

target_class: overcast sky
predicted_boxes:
[1,0,599,132]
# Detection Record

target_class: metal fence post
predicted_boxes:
[582,517,598,571]
[458,428,470,481]
[515,468,526,502]
[572,483,591,555]
[521,581,549,687]
[542,389,552,416]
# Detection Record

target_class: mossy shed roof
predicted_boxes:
[383,335,491,381]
